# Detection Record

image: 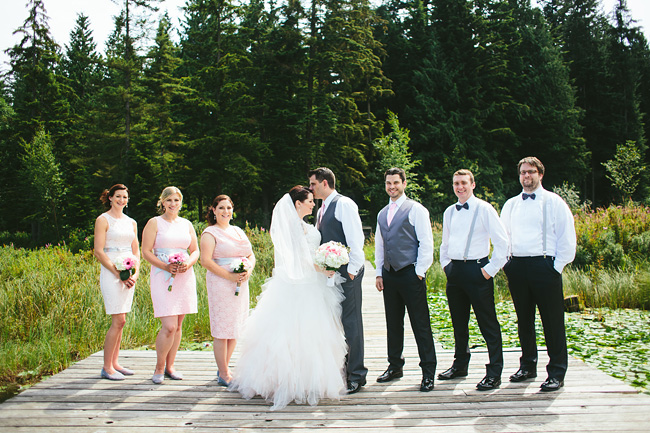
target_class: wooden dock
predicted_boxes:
[2,262,649,432]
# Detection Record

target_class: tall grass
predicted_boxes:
[0,224,274,398]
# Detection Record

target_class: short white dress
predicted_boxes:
[99,212,137,314]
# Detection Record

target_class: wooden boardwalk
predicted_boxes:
[2,263,650,432]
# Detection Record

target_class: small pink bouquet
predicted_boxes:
[314,241,350,286]
[230,257,253,296]
[167,252,188,291]
[113,255,138,282]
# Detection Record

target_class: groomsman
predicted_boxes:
[375,167,437,392]
[501,157,576,392]
[439,169,508,390]
[309,167,368,394]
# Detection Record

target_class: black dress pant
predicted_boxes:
[444,258,503,377]
[504,256,568,381]
[382,264,437,377]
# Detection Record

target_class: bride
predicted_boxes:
[229,186,347,410]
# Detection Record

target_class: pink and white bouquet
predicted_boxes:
[314,241,350,286]
[113,255,138,282]
[167,252,189,291]
[230,257,253,296]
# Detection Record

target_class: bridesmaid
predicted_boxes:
[93,184,140,381]
[142,186,199,384]
[200,195,255,385]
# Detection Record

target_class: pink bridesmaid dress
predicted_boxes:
[150,216,198,317]
[203,225,253,338]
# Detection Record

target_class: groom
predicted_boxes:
[309,167,368,394]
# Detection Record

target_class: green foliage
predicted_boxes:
[553,182,589,211]
[602,140,646,202]
[2,0,650,240]
[19,129,67,240]
[573,204,650,268]
[365,111,443,221]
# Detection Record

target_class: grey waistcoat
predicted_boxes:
[318,194,349,274]
[318,194,346,246]
[378,199,418,272]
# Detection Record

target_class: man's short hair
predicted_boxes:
[517,157,545,176]
[384,167,406,182]
[308,167,336,189]
[453,169,475,184]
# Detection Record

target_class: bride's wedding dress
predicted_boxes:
[229,194,347,410]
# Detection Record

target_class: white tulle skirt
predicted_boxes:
[229,270,348,410]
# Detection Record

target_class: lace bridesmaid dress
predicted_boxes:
[202,225,253,339]
[99,212,137,315]
[149,216,198,318]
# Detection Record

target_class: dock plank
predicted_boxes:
[1,261,649,432]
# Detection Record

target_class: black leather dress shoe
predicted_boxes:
[347,380,366,394]
[420,376,435,392]
[476,376,501,391]
[509,368,537,382]
[540,377,564,392]
[437,366,468,380]
[376,368,404,383]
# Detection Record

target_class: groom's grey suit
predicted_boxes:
[318,193,368,385]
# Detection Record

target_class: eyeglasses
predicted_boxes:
[519,169,538,176]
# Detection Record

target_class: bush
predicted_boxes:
[0,232,33,249]
[573,204,650,269]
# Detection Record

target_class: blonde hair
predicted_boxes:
[157,186,183,214]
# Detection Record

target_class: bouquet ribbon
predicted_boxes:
[153,248,187,281]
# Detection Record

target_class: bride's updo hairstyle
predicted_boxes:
[289,185,312,207]
[100,184,129,209]
[206,194,234,225]
[157,186,183,214]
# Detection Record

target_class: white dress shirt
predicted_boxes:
[501,186,576,273]
[320,190,365,276]
[440,195,508,278]
[375,194,434,278]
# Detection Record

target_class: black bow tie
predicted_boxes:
[522,193,536,200]
[456,202,469,211]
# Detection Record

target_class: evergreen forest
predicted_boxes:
[1,0,649,244]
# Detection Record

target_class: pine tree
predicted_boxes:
[134,13,191,218]
[498,0,588,194]
[19,128,67,242]
[5,0,70,236]
[60,13,105,231]
[308,0,392,195]
[107,0,161,180]
[178,0,269,218]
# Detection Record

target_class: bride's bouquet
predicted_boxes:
[315,241,350,286]
[113,255,138,283]
[230,257,253,296]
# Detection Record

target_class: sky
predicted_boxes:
[1,0,650,74]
